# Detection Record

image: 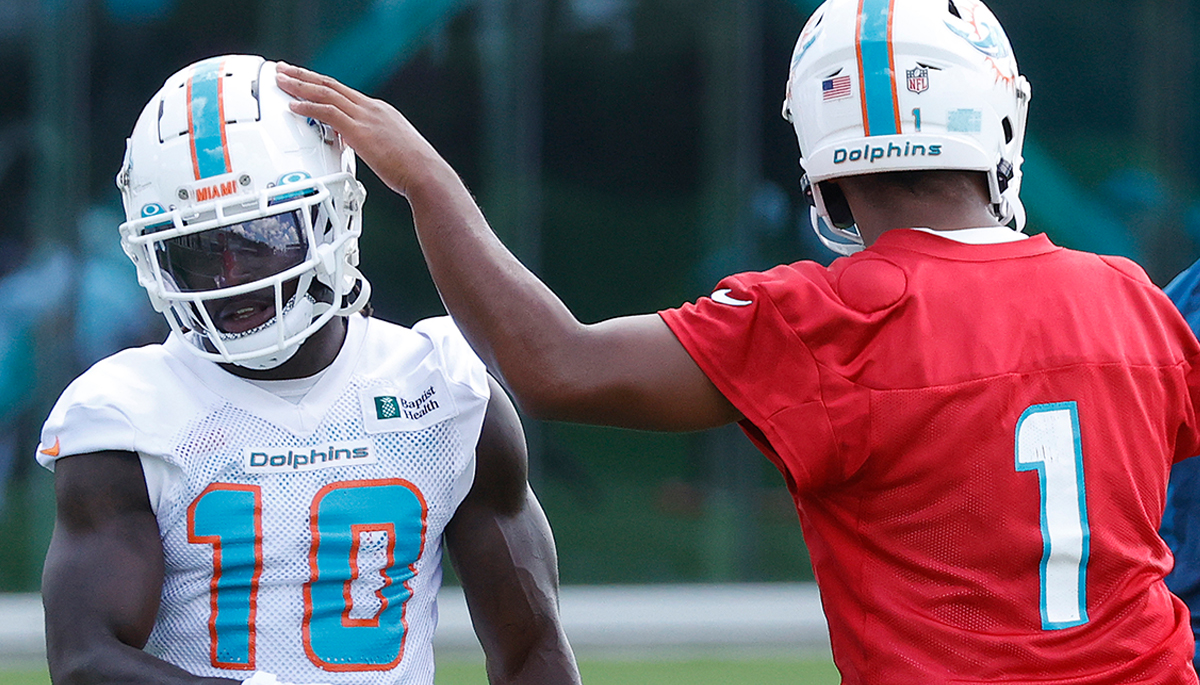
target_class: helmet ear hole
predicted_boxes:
[1002,117,1014,144]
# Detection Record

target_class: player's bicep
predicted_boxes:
[557,313,742,431]
[43,451,164,653]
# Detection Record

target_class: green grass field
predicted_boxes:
[442,657,842,684]
[0,657,841,684]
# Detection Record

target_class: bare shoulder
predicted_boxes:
[468,376,529,516]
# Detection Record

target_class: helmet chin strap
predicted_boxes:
[203,291,318,370]
[810,207,865,256]
[192,271,322,370]
[224,263,371,371]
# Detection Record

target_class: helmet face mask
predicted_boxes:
[116,55,371,369]
[783,0,1031,255]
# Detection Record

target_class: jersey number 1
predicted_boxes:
[188,478,427,671]
[1015,402,1090,630]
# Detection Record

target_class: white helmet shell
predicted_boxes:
[783,0,1031,254]
[116,54,370,369]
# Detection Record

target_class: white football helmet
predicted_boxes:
[116,54,370,369]
[782,0,1032,254]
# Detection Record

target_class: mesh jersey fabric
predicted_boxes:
[37,314,490,684]
[660,229,1200,684]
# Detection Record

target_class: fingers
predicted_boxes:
[275,72,347,110]
[275,62,366,106]
[274,72,358,136]
[275,65,371,127]
[272,61,437,197]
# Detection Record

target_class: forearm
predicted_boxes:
[275,63,738,430]
[43,532,237,685]
[447,483,580,685]
[483,629,578,685]
[47,633,237,685]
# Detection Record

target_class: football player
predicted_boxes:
[1161,259,1200,670]
[38,55,580,685]
[279,0,1200,681]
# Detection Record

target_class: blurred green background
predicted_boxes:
[0,0,1195,593]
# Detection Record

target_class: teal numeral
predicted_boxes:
[304,479,427,671]
[187,479,427,671]
[188,484,263,670]
[1015,402,1090,630]
[912,108,922,132]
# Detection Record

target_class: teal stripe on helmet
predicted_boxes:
[188,58,231,180]
[858,0,899,136]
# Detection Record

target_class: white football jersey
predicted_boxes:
[38,315,490,685]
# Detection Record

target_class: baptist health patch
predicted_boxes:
[359,369,456,434]
[244,439,376,474]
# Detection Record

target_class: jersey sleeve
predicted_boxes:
[410,316,491,402]
[36,347,197,471]
[408,316,492,508]
[659,266,846,493]
[37,386,137,470]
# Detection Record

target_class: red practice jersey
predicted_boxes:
[661,229,1200,684]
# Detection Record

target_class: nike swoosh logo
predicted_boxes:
[39,437,60,457]
[711,289,752,307]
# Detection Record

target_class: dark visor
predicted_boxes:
[156,210,308,292]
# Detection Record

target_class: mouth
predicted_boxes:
[213,295,277,335]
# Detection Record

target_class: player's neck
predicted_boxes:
[855,202,1002,246]
[837,175,1001,247]
[221,317,348,381]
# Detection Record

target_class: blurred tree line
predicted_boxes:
[0,0,1194,591]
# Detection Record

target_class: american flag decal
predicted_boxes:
[822,75,853,101]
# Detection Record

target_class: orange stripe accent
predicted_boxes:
[187,483,262,671]
[39,437,60,457]
[304,478,427,672]
[343,523,396,629]
[186,74,201,180]
[216,62,233,174]
[855,0,903,136]
[185,60,232,181]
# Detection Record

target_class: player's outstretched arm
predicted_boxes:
[42,451,238,685]
[275,64,740,431]
[443,377,581,685]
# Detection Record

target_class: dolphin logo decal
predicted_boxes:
[944,17,1009,59]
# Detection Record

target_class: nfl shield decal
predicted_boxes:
[907,66,929,94]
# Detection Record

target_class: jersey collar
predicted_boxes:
[869,228,1060,262]
[910,226,1029,244]
[165,315,369,436]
